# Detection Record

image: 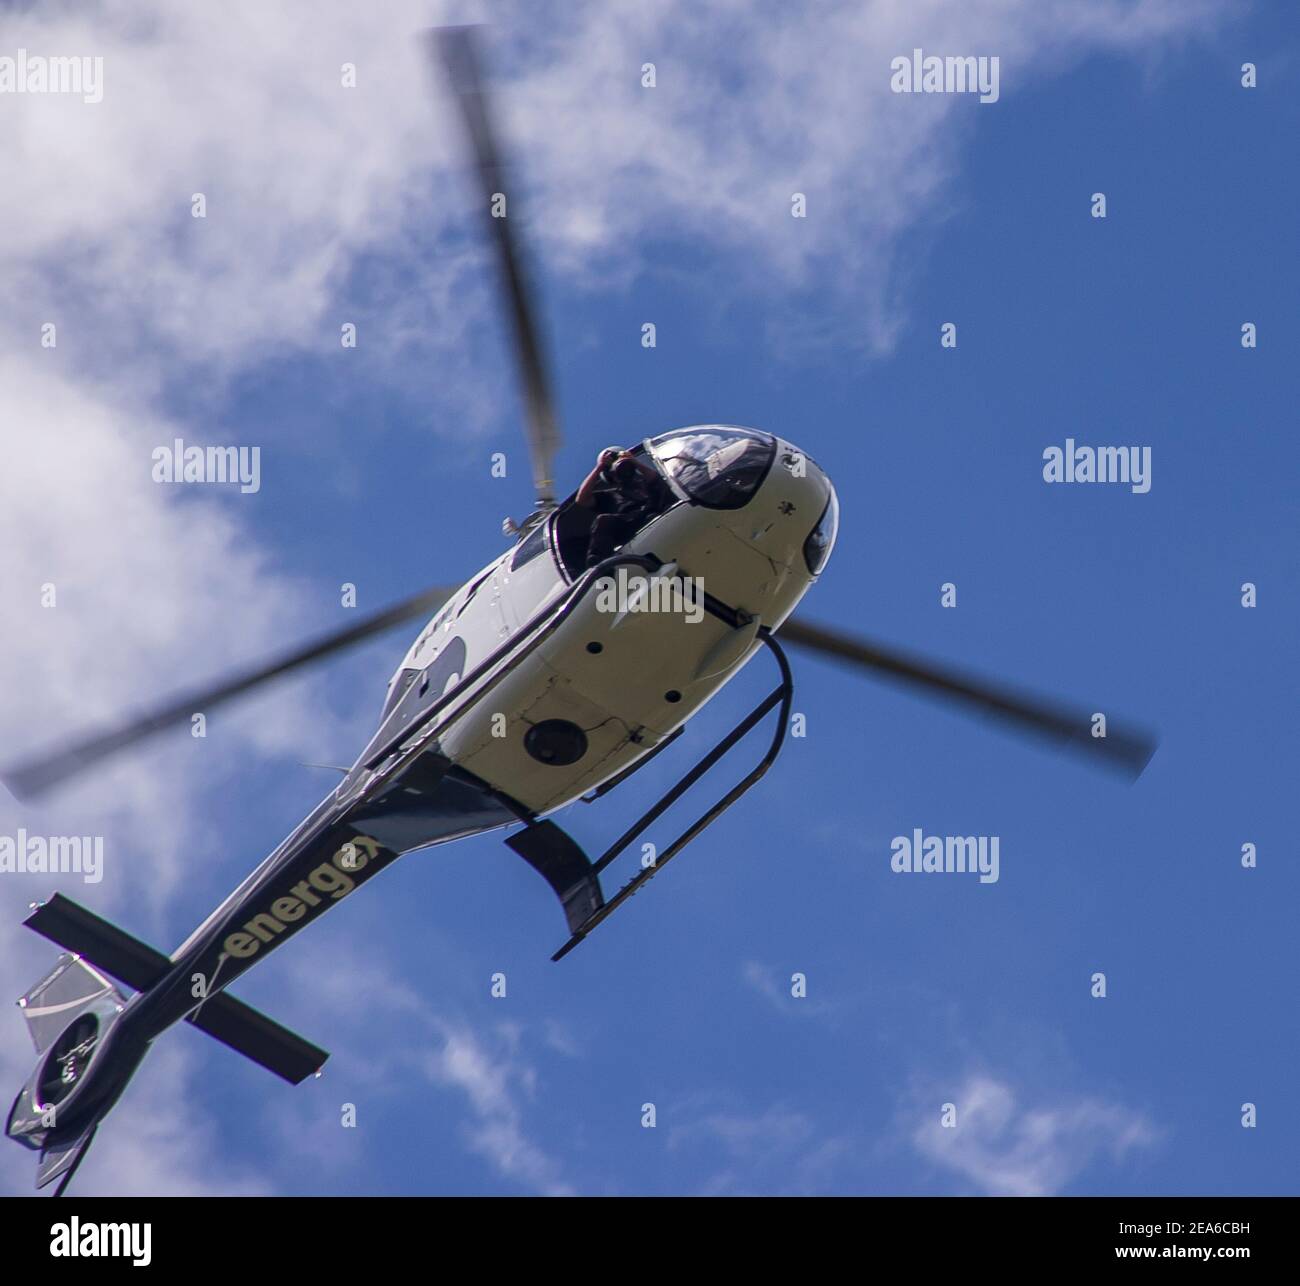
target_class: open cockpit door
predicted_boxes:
[550,444,681,581]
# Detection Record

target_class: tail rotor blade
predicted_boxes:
[776,616,1156,779]
[430,26,561,507]
[2,584,459,801]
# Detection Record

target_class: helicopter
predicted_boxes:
[2,28,1154,1195]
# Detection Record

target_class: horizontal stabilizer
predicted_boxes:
[26,894,168,992]
[187,998,327,1085]
[24,894,328,1085]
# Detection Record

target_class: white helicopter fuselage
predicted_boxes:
[357,427,836,823]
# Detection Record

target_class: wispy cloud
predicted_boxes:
[421,1018,574,1197]
[740,960,789,1011]
[908,1072,1160,1196]
[740,959,840,1019]
[268,949,575,1196]
[665,1070,1159,1196]
[669,1100,852,1195]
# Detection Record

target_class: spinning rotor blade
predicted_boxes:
[2,584,460,801]
[776,617,1156,779]
[431,26,562,507]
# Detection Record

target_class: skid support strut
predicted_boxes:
[550,628,793,961]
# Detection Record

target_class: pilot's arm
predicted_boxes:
[576,448,621,508]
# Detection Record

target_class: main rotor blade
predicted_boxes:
[431,26,561,507]
[2,584,459,801]
[776,617,1156,779]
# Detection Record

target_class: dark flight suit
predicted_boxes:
[585,466,670,568]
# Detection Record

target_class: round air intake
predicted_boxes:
[523,719,588,767]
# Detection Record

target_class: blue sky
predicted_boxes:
[0,0,1295,1196]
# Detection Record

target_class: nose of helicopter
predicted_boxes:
[738,437,838,579]
[638,425,837,625]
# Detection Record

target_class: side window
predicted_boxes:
[510,523,548,571]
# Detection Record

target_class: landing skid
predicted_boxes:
[505,629,794,960]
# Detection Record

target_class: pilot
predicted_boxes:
[575,446,669,568]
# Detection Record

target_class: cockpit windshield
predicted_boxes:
[648,427,776,510]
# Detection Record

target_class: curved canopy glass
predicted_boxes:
[647,427,776,510]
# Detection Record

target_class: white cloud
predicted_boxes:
[669,1100,852,1195]
[910,1072,1159,1196]
[502,0,1229,349]
[421,1018,574,1196]
[1,2,449,364]
[740,959,841,1019]
[261,948,574,1196]
[661,1069,1158,1196]
[672,1103,818,1159]
[740,959,788,1010]
[0,0,1230,373]
[0,357,342,916]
